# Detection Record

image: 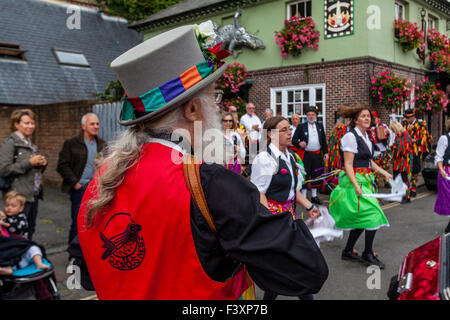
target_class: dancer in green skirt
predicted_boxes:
[329,106,392,268]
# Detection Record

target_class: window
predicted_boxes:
[0,42,27,61]
[287,0,312,19]
[428,14,439,32]
[52,48,90,67]
[395,1,406,20]
[270,84,326,127]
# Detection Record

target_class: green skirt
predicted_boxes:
[329,171,389,230]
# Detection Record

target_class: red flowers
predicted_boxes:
[370,69,411,111]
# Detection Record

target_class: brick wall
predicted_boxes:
[0,100,96,186]
[247,56,442,143]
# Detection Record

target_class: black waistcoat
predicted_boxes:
[265,147,299,202]
[340,129,374,168]
[444,134,450,166]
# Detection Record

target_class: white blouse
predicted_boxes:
[340,127,373,168]
[250,143,305,199]
[435,133,449,166]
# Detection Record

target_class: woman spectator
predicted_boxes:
[389,121,413,204]
[329,106,391,269]
[222,112,246,175]
[434,118,450,233]
[250,116,321,300]
[0,109,47,240]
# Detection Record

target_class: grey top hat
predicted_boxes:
[110,25,228,126]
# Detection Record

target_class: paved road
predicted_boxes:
[4,183,446,300]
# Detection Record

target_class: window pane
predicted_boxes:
[303,89,309,102]
[276,104,282,116]
[288,91,294,103]
[276,91,282,103]
[290,4,297,18]
[295,105,301,114]
[55,50,89,66]
[299,3,305,17]
[294,90,302,102]
[306,1,311,17]
[316,88,323,101]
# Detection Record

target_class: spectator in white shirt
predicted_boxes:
[240,102,262,142]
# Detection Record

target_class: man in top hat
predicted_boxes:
[292,106,328,204]
[76,25,327,300]
[402,108,432,197]
[368,111,390,187]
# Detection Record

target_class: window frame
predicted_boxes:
[428,13,439,32]
[270,83,326,128]
[394,1,406,21]
[52,48,90,67]
[0,42,27,61]
[286,0,312,19]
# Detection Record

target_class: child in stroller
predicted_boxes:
[0,194,59,299]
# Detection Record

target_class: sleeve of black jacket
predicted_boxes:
[190,163,329,296]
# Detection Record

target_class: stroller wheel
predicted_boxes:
[47,277,60,300]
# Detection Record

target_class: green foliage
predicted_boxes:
[97,80,124,102]
[97,0,183,22]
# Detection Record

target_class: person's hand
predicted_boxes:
[307,206,321,219]
[0,211,6,220]
[29,155,47,166]
[440,169,449,179]
[384,173,393,182]
[299,141,307,149]
[0,220,10,228]
[354,184,363,196]
[323,153,329,163]
[252,124,260,132]
[73,182,82,191]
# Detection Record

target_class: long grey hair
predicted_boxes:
[84,88,220,227]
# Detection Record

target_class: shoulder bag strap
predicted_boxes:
[182,154,217,234]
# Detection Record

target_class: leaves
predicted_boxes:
[97,0,183,22]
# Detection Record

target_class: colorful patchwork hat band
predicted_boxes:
[121,61,214,121]
[110,24,231,126]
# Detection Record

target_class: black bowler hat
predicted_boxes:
[404,108,415,117]
[305,106,319,115]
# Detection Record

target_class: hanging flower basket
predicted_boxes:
[427,29,450,73]
[394,19,423,53]
[413,78,448,114]
[427,29,449,52]
[274,16,320,58]
[370,68,411,111]
[216,62,248,95]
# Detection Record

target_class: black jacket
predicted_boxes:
[57,134,105,193]
[292,122,328,154]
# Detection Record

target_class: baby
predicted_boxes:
[0,190,29,238]
[0,192,49,275]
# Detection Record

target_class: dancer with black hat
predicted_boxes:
[402,108,432,198]
[292,106,328,204]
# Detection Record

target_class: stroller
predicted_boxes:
[0,235,60,300]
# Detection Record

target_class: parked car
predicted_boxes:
[422,145,438,191]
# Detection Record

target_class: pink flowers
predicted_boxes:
[427,29,449,73]
[216,62,248,94]
[413,79,448,114]
[370,68,411,111]
[274,16,320,58]
[394,19,423,52]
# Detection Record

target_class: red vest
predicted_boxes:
[78,143,242,300]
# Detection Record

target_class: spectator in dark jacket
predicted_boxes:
[57,113,105,245]
[0,109,47,240]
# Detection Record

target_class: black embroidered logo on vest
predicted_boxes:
[100,213,145,271]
